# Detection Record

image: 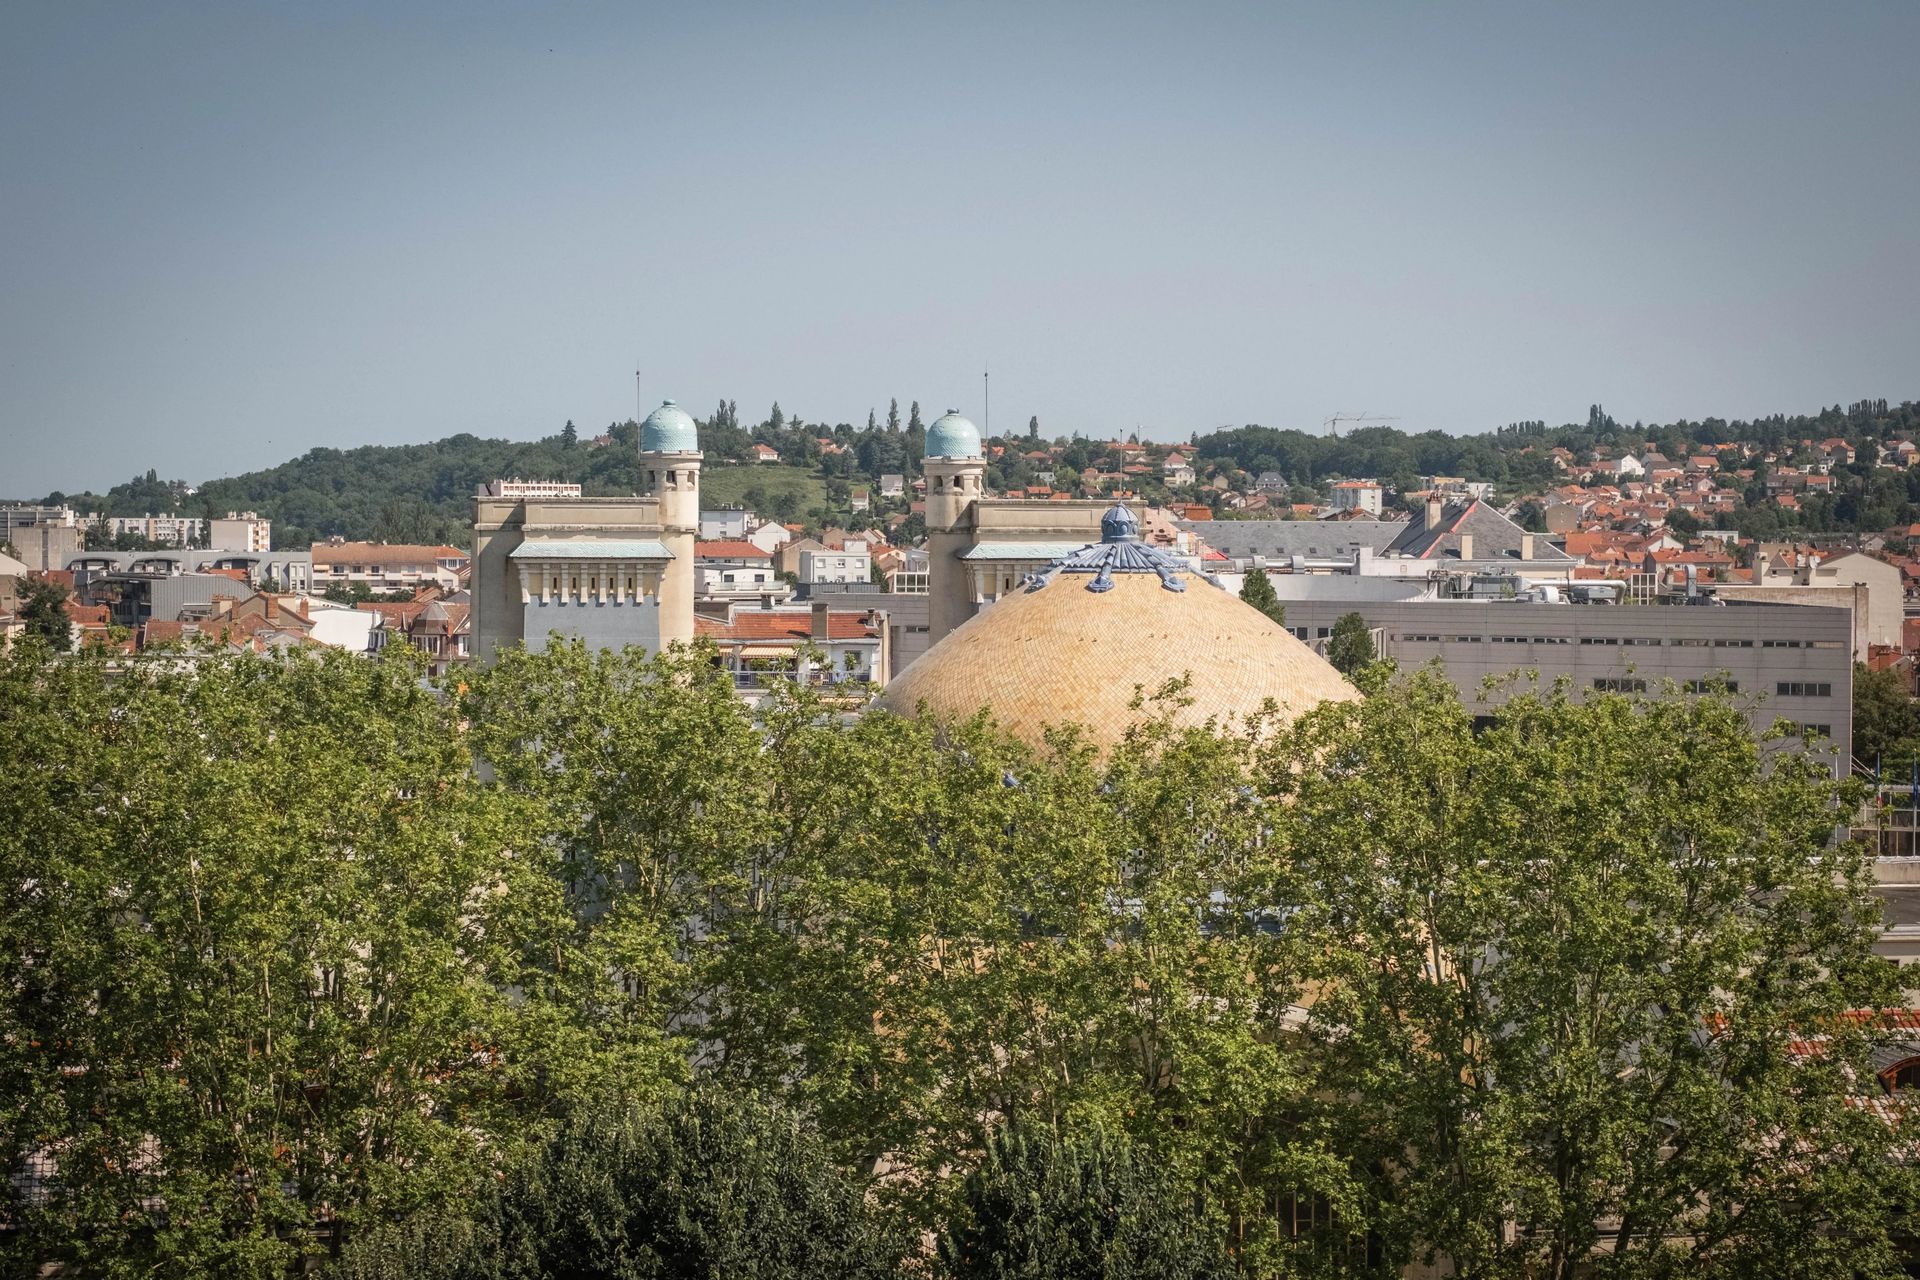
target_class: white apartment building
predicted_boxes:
[700,509,751,539]
[109,513,205,545]
[209,511,272,553]
[798,545,873,585]
[480,479,583,499]
[1330,481,1384,516]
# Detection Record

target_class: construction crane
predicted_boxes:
[1323,411,1399,438]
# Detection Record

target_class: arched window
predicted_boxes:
[1883,1057,1920,1093]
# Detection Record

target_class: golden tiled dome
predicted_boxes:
[879,512,1359,751]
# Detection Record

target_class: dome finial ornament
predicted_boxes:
[1100,502,1141,543]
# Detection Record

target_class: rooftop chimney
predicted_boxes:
[1458,533,1474,561]
[1520,533,1535,560]
[1425,497,1443,528]
[810,599,830,642]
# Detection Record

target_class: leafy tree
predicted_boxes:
[938,1123,1228,1280]
[336,1092,906,1280]
[0,643,637,1276]
[561,419,578,447]
[1666,507,1703,538]
[1237,568,1286,627]
[1324,611,1374,675]
[17,575,73,649]
[83,510,112,550]
[770,402,785,431]
[1028,415,1039,440]
[909,401,923,433]
[1273,671,1913,1278]
[888,398,901,434]
[1853,662,1920,773]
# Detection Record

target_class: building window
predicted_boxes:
[1593,678,1647,694]
[1685,679,1739,694]
[1775,682,1833,698]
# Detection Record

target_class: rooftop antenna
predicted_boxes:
[635,368,643,421]
[983,366,990,439]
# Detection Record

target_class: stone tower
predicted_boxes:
[922,408,987,643]
[638,399,702,647]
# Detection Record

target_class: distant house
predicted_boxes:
[695,540,785,599]
[850,486,871,513]
[748,443,781,464]
[878,473,906,498]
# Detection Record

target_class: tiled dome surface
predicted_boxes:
[878,571,1359,752]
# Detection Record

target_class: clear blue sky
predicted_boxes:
[3,1,1916,497]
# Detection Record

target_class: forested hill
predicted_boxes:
[32,397,1920,550]
[46,425,644,551]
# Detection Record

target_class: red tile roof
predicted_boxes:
[696,610,881,642]
[694,540,772,559]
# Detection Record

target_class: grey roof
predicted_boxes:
[509,539,674,560]
[1180,521,1403,560]
[960,541,1087,562]
[1183,500,1573,564]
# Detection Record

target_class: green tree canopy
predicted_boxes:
[938,1123,1228,1280]
[1324,610,1375,675]
[337,1093,905,1280]
[1237,568,1286,626]
[18,576,73,650]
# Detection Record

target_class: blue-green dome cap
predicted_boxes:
[640,399,699,453]
[925,408,982,460]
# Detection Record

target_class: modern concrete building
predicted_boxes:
[1272,590,1854,771]
[63,547,313,600]
[209,511,272,553]
[15,521,81,572]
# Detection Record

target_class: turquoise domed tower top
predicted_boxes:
[925,409,982,460]
[640,399,700,454]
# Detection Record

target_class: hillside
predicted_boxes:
[31,396,1920,551]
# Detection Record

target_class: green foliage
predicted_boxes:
[1273,670,1912,1278]
[938,1123,1228,1280]
[0,643,674,1277]
[1853,662,1920,772]
[697,464,827,521]
[0,640,1908,1278]
[1237,568,1286,626]
[18,576,73,649]
[337,1092,905,1280]
[1324,611,1374,675]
